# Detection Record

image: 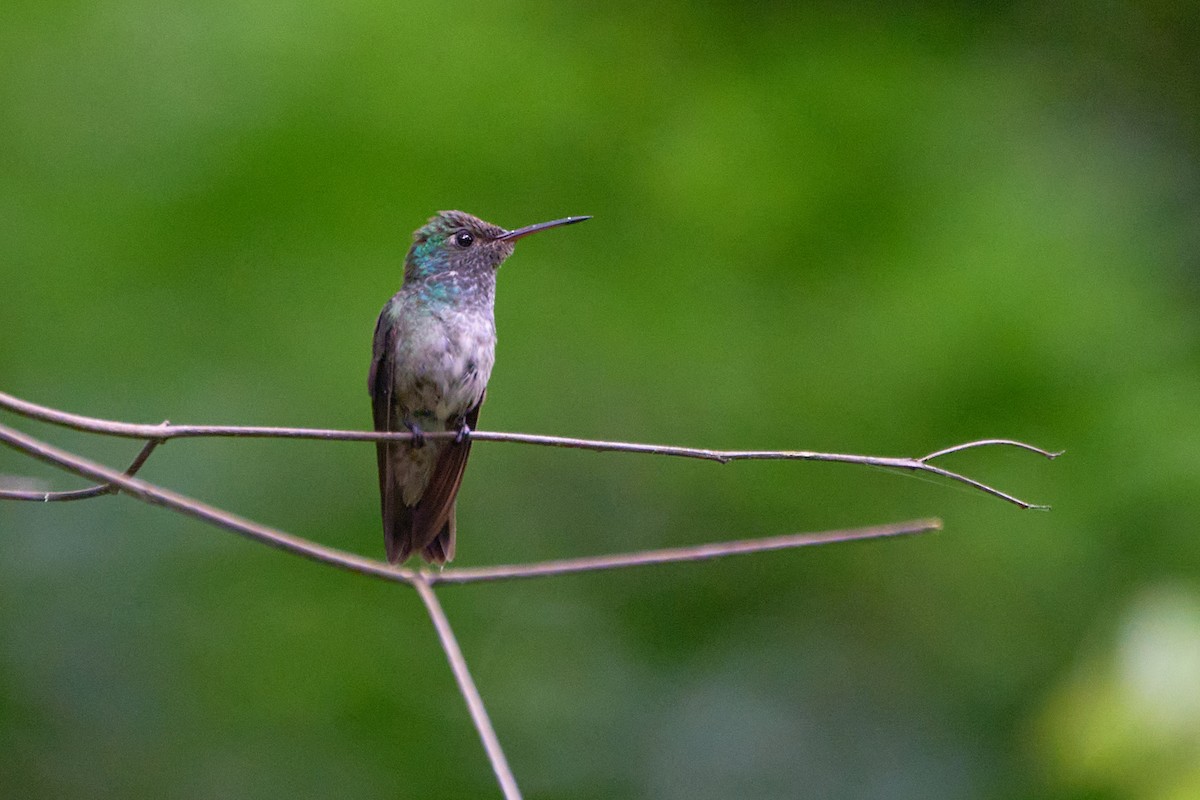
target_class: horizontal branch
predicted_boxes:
[0,420,937,585]
[0,390,1060,509]
[428,519,940,584]
[0,393,955,800]
[0,389,964,800]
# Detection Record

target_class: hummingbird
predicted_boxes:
[369,210,590,564]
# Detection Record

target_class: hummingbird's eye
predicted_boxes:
[453,230,475,248]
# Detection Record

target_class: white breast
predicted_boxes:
[393,307,495,426]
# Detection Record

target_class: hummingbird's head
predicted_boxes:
[404,210,590,284]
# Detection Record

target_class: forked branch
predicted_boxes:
[0,419,940,584]
[0,434,164,502]
[0,405,942,800]
[0,388,1056,800]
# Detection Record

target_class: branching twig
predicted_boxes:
[0,410,941,797]
[0,432,164,502]
[0,390,1059,509]
[0,420,420,581]
[0,420,939,584]
[0,389,1057,796]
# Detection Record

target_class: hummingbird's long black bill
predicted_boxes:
[497,215,591,242]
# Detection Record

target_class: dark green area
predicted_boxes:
[3,2,1198,797]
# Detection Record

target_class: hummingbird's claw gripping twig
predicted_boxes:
[455,423,472,444]
[403,420,427,448]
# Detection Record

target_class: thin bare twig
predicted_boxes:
[413,576,523,799]
[0,419,418,583]
[0,409,941,796]
[0,390,1059,509]
[0,433,165,502]
[0,393,1013,799]
[919,438,1063,462]
[429,519,940,584]
[0,420,937,583]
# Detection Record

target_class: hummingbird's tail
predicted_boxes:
[377,435,465,566]
[381,498,456,565]
[419,512,455,563]
[381,496,413,564]
[377,440,410,564]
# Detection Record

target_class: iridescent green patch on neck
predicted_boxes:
[413,233,446,261]
[407,233,447,280]
[417,280,454,306]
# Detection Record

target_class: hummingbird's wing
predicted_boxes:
[411,395,484,563]
[368,307,416,564]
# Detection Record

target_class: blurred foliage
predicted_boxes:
[2,1,1199,798]
[1038,585,1200,798]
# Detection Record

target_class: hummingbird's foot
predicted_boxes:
[454,422,472,444]
[403,420,427,448]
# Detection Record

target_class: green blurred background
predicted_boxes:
[3,2,1199,797]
